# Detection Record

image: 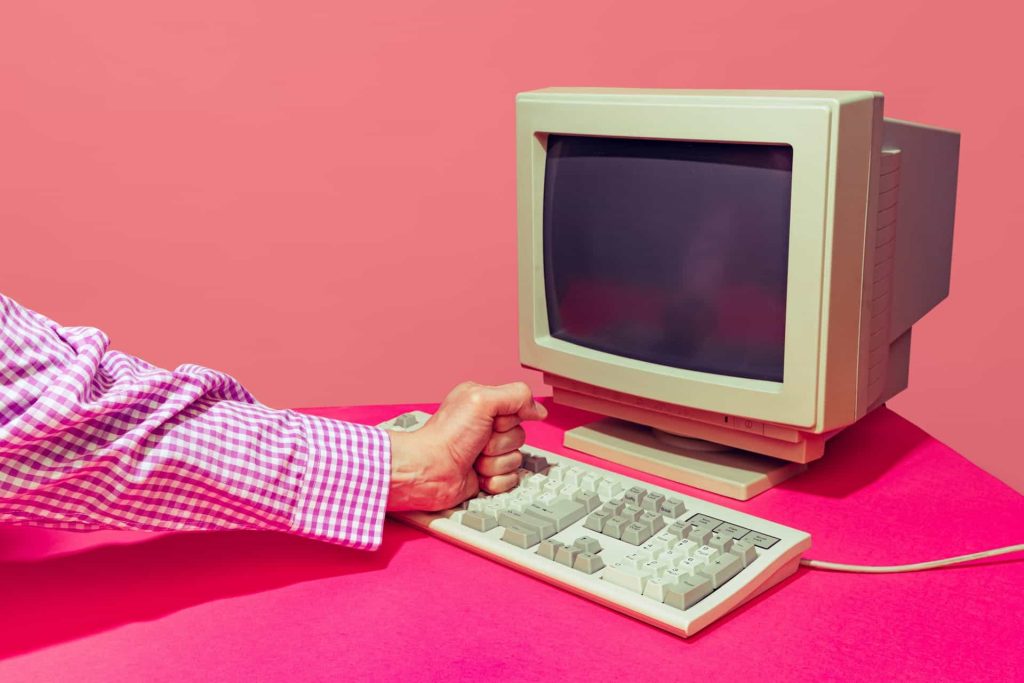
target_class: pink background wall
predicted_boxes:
[2,1,1021,492]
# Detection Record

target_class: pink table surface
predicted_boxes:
[1,400,1022,682]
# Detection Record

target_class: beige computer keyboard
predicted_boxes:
[381,411,811,637]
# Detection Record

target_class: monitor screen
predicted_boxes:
[543,134,793,383]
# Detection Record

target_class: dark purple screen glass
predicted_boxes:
[543,134,793,382]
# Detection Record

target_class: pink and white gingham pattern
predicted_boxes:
[0,293,390,549]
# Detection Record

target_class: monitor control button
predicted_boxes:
[728,416,765,435]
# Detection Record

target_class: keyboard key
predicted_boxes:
[638,542,663,560]
[687,513,724,528]
[688,527,714,545]
[640,512,665,533]
[621,552,645,569]
[573,490,602,513]
[621,522,654,545]
[715,523,751,540]
[563,467,583,487]
[709,533,734,552]
[641,491,665,514]
[695,545,720,564]
[678,556,704,577]
[573,536,603,554]
[468,498,487,513]
[522,454,549,473]
[393,414,418,429]
[643,575,673,603]
[583,508,613,532]
[461,511,497,532]
[536,539,564,560]
[672,539,699,558]
[746,531,781,549]
[602,500,625,515]
[501,525,540,548]
[498,510,556,539]
[731,538,758,566]
[602,515,631,540]
[559,483,581,499]
[542,480,563,495]
[660,497,687,518]
[537,492,559,506]
[546,467,563,482]
[602,562,648,594]
[662,566,686,584]
[597,479,623,500]
[642,559,663,577]
[525,474,547,491]
[623,486,647,506]
[555,545,581,567]
[666,521,693,539]
[523,499,587,532]
[659,548,687,566]
[664,576,714,610]
[651,532,678,549]
[701,552,745,588]
[622,504,644,522]
[573,551,605,574]
[580,474,599,492]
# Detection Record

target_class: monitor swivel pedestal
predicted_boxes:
[564,419,806,501]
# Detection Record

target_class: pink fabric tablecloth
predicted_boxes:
[1,401,1021,681]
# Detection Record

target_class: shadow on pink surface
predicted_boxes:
[0,522,417,660]
[776,407,932,498]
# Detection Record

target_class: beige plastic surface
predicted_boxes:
[516,87,959,465]
[549,379,827,463]
[564,419,808,500]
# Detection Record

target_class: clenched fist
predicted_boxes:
[385,381,548,511]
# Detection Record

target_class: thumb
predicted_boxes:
[481,382,548,421]
[517,396,548,422]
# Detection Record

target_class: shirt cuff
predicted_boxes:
[289,413,391,549]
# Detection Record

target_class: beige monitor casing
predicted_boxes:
[517,88,959,466]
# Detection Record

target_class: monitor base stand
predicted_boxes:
[564,418,807,501]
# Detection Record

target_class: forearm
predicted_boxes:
[0,294,390,548]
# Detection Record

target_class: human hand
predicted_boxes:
[385,381,548,512]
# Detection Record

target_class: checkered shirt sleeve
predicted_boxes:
[0,294,390,549]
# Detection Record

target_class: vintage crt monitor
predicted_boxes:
[516,88,960,499]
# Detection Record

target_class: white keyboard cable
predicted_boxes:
[800,543,1024,574]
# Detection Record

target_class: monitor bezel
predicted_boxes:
[517,92,845,429]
